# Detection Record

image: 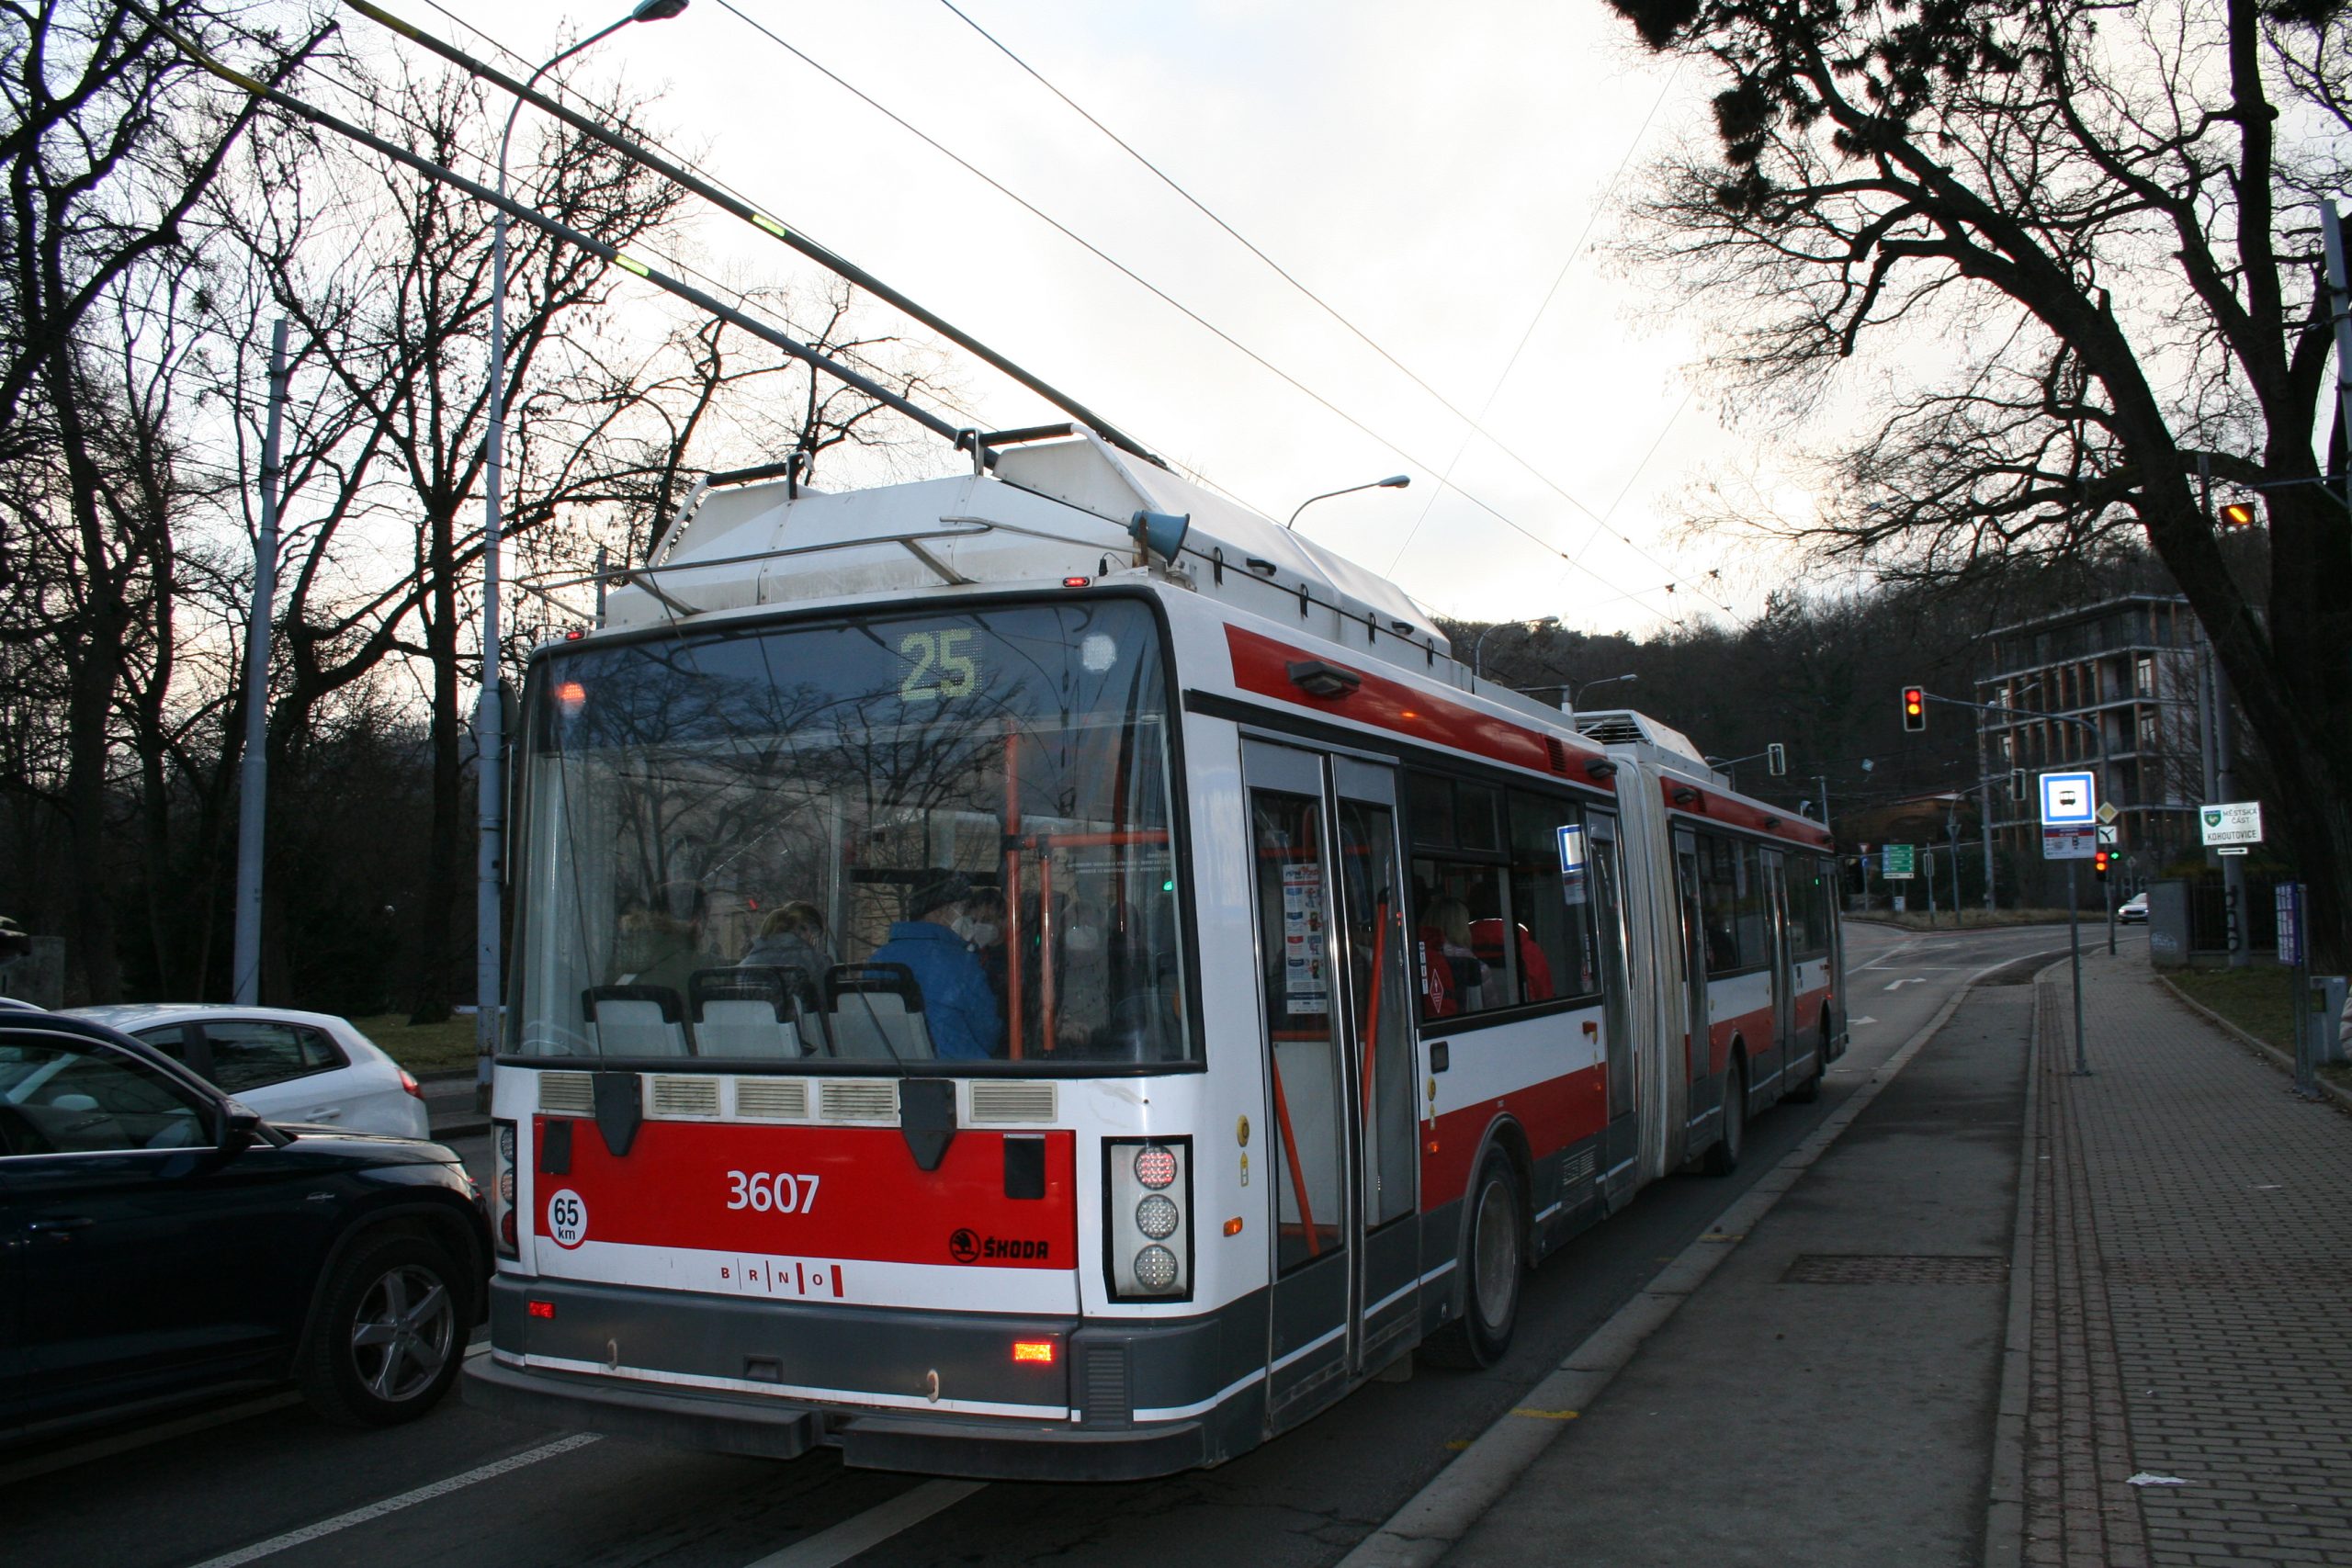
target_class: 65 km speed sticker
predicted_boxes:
[545,1189,589,1249]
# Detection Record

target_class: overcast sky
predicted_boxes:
[409,0,1807,636]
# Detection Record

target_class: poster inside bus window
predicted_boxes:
[1555,823,1589,904]
[1282,862,1329,1014]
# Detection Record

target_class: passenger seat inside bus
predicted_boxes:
[823,964,933,1060]
[687,967,806,1058]
[582,985,691,1056]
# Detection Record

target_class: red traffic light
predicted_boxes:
[1901,685,1926,732]
[2093,848,2111,878]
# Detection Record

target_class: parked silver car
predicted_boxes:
[63,1005,431,1138]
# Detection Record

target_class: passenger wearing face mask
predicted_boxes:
[867,871,1004,1060]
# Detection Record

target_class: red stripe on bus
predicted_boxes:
[1225,626,1614,789]
[1661,777,1834,849]
[535,1120,1077,1269]
[1419,1062,1608,1211]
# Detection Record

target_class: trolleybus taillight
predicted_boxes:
[1106,1139,1192,1301]
[492,1118,519,1259]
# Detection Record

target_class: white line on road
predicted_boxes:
[1849,1016,1878,1026]
[1883,977,1924,991]
[182,1434,603,1568]
[741,1479,987,1568]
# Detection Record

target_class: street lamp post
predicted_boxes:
[1473,615,1559,681]
[478,0,687,1107]
[1283,473,1409,530]
[1570,671,1638,709]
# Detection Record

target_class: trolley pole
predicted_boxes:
[2069,860,2088,1074]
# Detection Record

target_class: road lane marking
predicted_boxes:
[1883,977,1924,990]
[1849,1016,1878,1026]
[182,1434,603,1568]
[741,1479,986,1568]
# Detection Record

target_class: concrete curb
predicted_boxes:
[1335,965,2005,1568]
[2153,972,2352,1117]
[1981,960,2064,1568]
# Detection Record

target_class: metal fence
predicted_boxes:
[2184,874,2278,953]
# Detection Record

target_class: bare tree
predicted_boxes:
[1605,0,2352,961]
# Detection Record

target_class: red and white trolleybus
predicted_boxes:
[467,430,1845,1479]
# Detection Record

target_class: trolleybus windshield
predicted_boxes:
[511,598,1190,1069]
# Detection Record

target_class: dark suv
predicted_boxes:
[0,1013,488,1442]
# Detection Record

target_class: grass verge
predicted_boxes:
[2165,967,2352,1092]
[1849,908,2079,931]
[346,1012,480,1076]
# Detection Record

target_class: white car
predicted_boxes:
[62,1005,432,1139]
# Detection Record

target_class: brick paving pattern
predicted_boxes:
[2025,951,2352,1567]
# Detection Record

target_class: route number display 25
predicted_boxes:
[726,1169,821,1213]
[899,628,978,702]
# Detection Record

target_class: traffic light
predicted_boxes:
[2093,847,2111,880]
[2219,500,2260,529]
[1767,741,1787,777]
[1901,685,1927,732]
[2010,768,2028,802]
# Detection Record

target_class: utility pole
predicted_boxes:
[1946,801,1964,926]
[1980,774,1997,913]
[2196,452,2251,968]
[232,320,288,1006]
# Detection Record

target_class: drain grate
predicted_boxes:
[1783,1253,2009,1286]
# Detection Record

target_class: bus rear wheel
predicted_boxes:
[1703,1057,1746,1176]
[1425,1147,1523,1369]
[1788,1015,1829,1104]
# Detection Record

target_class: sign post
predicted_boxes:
[2040,770,2098,1074]
[2098,801,2120,955]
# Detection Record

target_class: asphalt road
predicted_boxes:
[10,920,2076,1568]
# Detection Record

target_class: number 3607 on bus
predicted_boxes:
[725,1170,820,1213]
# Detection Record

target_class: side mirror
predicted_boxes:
[217,1100,264,1155]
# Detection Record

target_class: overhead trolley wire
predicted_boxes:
[342,0,1163,469]
[138,11,973,457]
[930,3,1724,612]
[703,0,1686,612]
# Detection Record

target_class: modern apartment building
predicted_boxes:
[1973,593,2207,897]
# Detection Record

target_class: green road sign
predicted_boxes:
[1883,843,1917,879]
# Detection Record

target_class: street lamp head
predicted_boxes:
[631,0,689,19]
[1534,615,1560,629]
[1285,473,1416,529]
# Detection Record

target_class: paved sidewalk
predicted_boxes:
[2023,950,2352,1567]
[1438,981,2036,1566]
[1420,942,2352,1568]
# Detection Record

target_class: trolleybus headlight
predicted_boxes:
[1136,1193,1179,1239]
[1134,1145,1178,1189]
[1133,1245,1179,1292]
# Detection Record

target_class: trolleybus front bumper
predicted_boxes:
[465,1274,1255,1480]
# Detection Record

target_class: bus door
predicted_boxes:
[1242,741,1417,1424]
[1671,829,1713,1156]
[1762,850,1795,1077]
[1589,811,1640,1210]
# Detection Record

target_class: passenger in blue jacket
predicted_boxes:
[869,872,1004,1060]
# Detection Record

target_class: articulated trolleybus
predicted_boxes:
[469,431,1845,1479]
